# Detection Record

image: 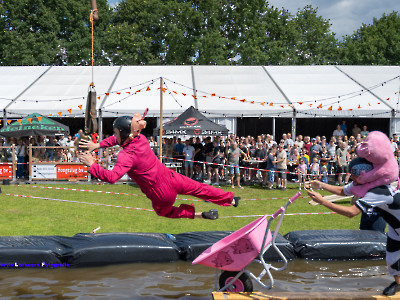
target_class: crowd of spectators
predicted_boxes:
[2,122,400,186]
[160,123,400,190]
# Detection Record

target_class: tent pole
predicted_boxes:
[292,110,297,139]
[159,77,164,163]
[272,117,276,141]
[3,109,6,127]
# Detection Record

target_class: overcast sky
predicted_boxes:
[107,0,400,39]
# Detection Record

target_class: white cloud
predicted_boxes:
[267,0,400,38]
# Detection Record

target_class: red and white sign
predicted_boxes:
[56,164,88,179]
[32,164,88,180]
[0,163,12,179]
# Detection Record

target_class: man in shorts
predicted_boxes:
[276,144,287,191]
[335,141,350,185]
[227,143,248,189]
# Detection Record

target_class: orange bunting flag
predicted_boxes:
[358,104,361,109]
[309,104,313,107]
[368,103,371,106]
[136,90,141,93]
[378,102,381,104]
[192,95,197,99]
[78,105,83,110]
[97,96,100,100]
[162,88,167,93]
[298,102,303,105]
[58,112,62,116]
[173,91,177,94]
[17,119,22,125]
[7,120,11,124]
[27,118,32,124]
[231,97,236,100]
[261,102,265,106]
[116,92,121,95]
[211,93,216,97]
[328,106,333,110]
[126,92,130,94]
[250,101,255,104]
[240,99,246,103]
[68,109,72,114]
[182,93,186,96]
[349,109,353,111]
[338,106,342,111]
[105,93,109,96]
[202,96,207,98]
[146,86,151,91]
[387,98,390,101]
[269,103,274,106]
[280,105,284,108]
[317,104,322,109]
[37,117,42,122]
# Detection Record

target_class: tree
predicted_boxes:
[0,0,112,66]
[340,11,400,65]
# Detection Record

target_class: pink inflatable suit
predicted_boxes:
[350,131,399,198]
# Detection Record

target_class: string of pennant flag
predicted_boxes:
[2,75,400,121]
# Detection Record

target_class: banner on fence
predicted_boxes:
[32,164,88,180]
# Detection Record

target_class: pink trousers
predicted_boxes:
[144,171,234,219]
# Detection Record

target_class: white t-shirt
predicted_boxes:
[183,145,195,160]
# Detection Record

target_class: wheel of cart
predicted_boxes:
[192,192,301,292]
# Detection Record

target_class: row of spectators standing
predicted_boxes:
[160,127,382,188]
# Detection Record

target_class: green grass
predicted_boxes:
[0,182,359,236]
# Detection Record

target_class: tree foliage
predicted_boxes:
[340,11,400,65]
[0,1,399,66]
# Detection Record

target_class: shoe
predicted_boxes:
[202,209,219,220]
[231,186,235,189]
[383,281,400,296]
[232,197,240,207]
[238,186,244,189]
[213,182,220,186]
[266,187,273,190]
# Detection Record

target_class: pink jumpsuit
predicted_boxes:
[89,134,235,219]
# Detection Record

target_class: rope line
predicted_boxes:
[6,193,337,218]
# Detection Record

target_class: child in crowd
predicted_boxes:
[297,157,307,190]
[310,157,320,180]
[320,165,328,183]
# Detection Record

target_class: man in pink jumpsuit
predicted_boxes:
[77,113,239,220]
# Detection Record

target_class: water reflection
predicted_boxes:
[0,259,392,299]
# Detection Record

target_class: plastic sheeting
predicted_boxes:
[284,229,387,260]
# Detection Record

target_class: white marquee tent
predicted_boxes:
[1,65,399,135]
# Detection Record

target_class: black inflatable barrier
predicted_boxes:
[0,230,389,268]
[174,231,296,262]
[284,230,387,260]
[174,231,233,261]
[0,236,68,265]
[67,233,180,267]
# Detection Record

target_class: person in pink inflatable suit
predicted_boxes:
[77,111,240,220]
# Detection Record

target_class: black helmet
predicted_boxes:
[113,116,132,143]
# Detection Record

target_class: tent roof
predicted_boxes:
[0,66,399,119]
[155,106,228,136]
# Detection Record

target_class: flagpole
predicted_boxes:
[159,77,163,163]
